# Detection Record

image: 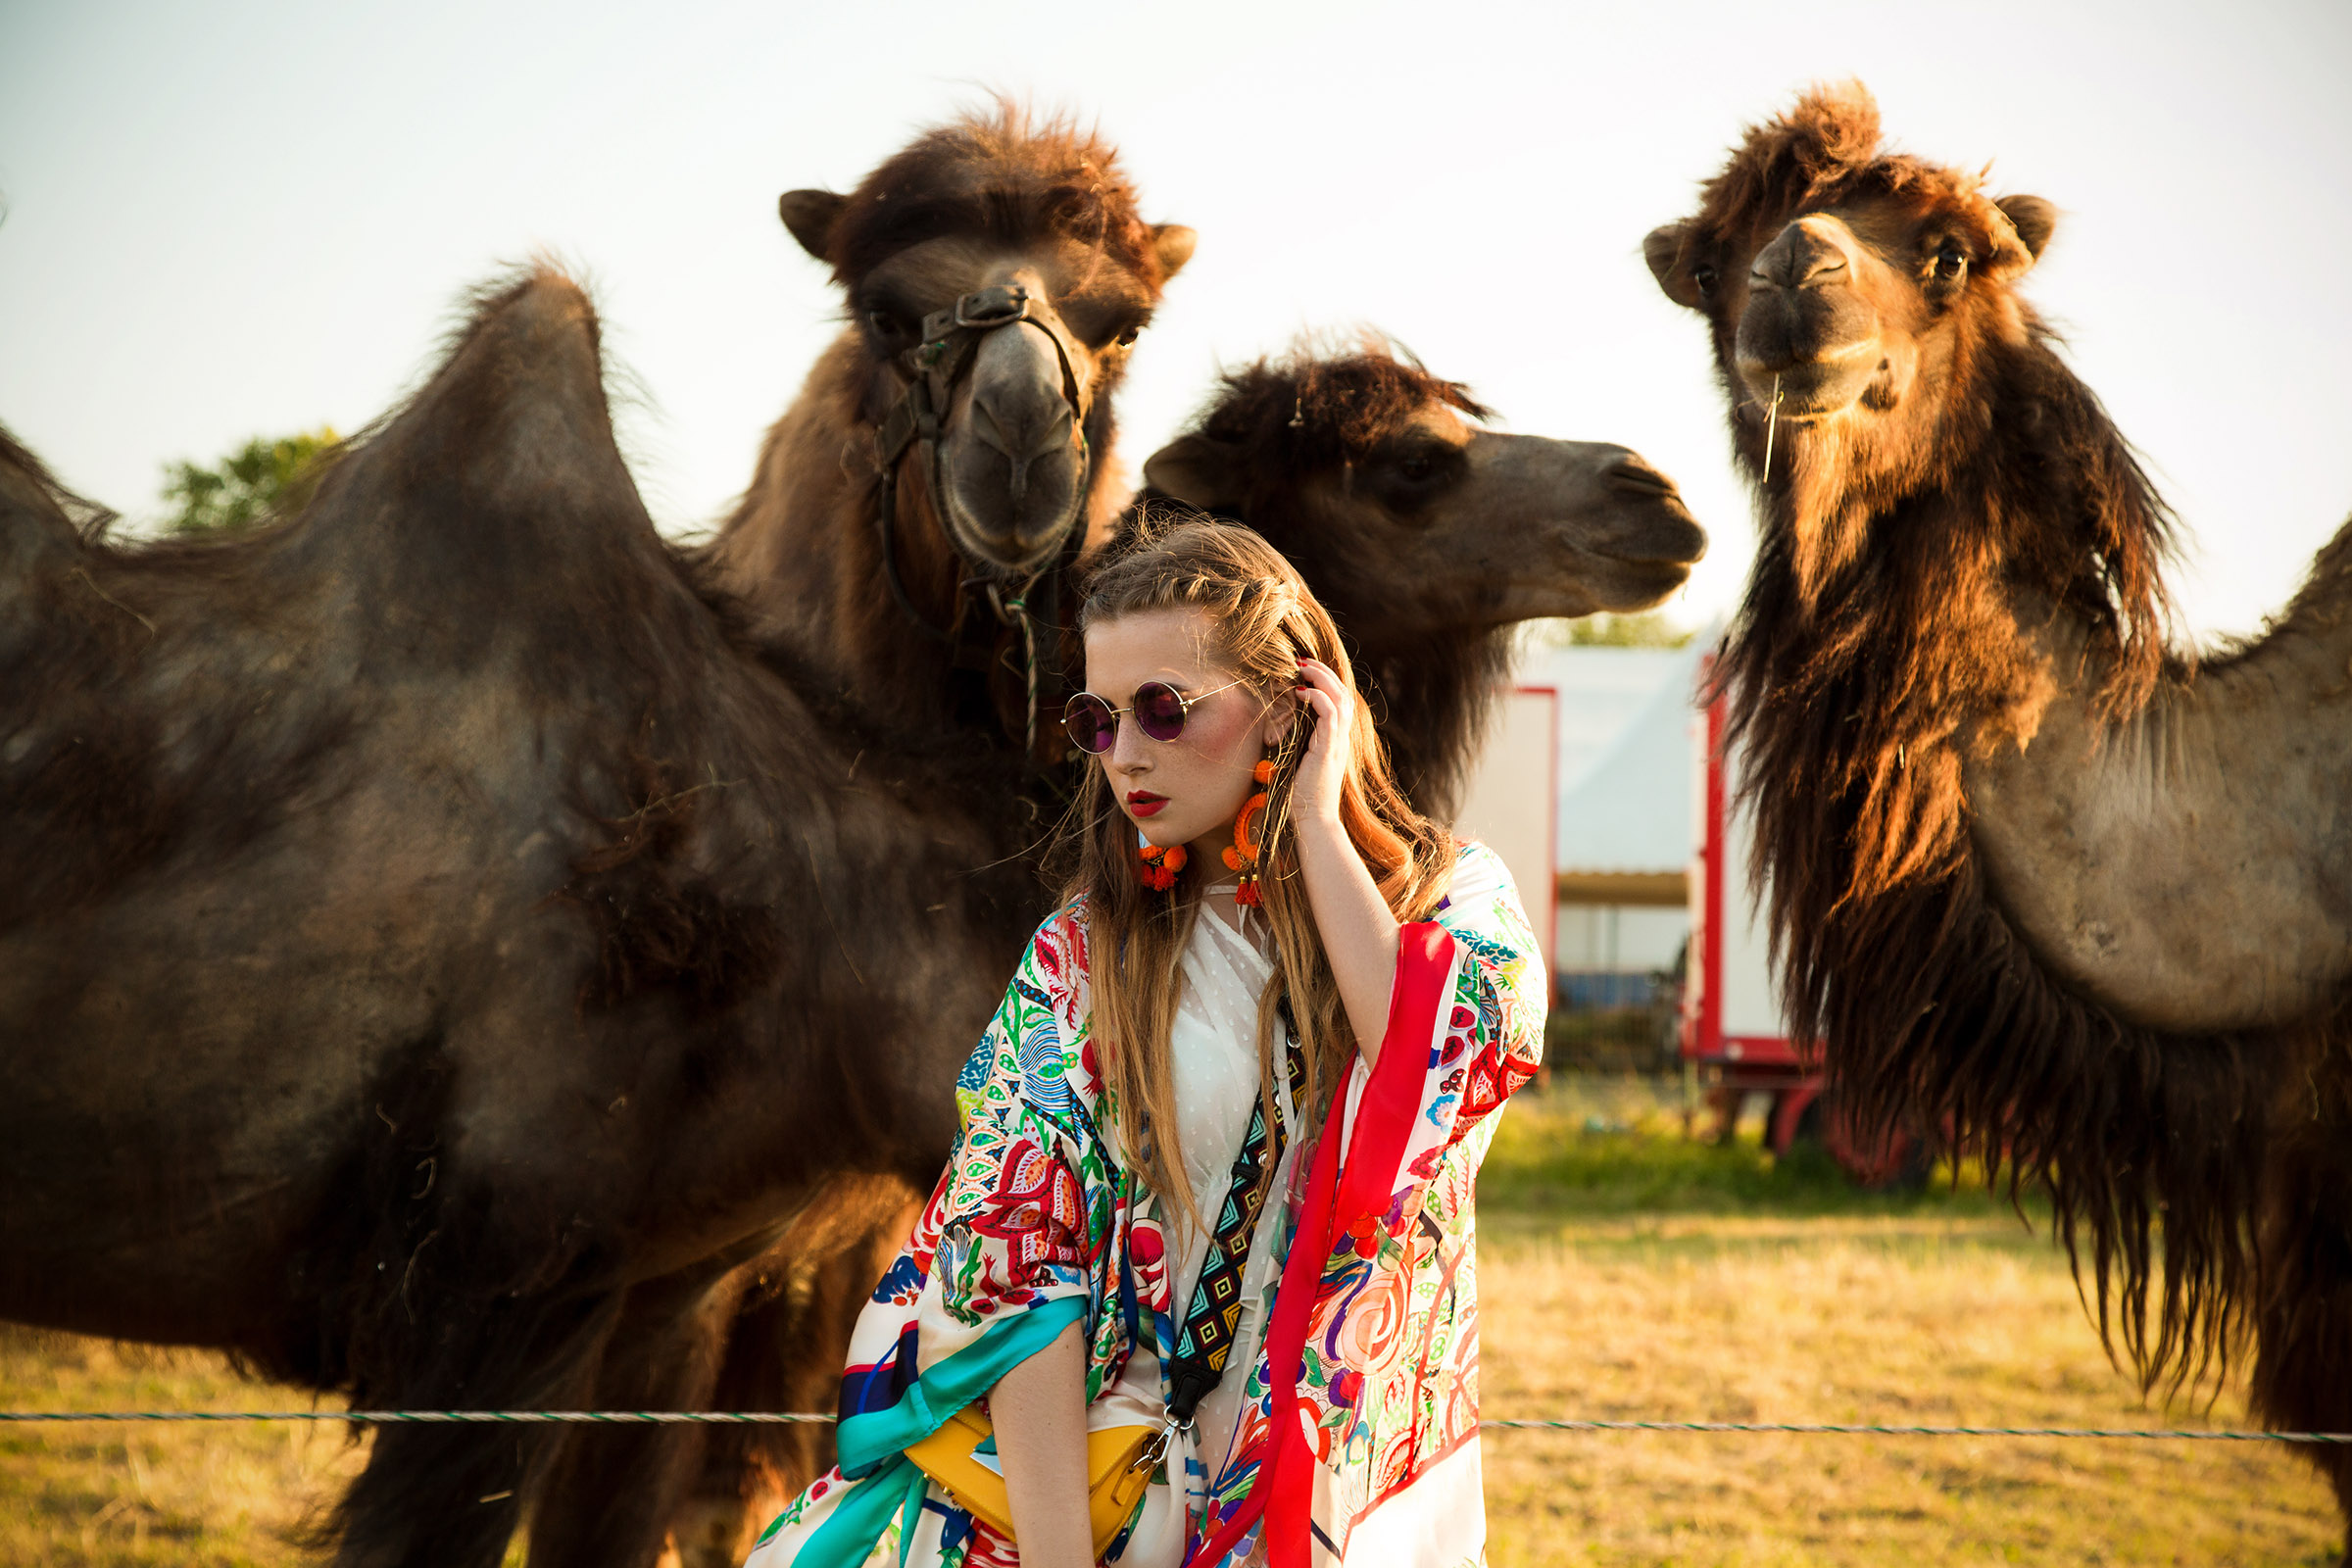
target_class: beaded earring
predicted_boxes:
[1137,840,1186,892]
[1222,757,1277,906]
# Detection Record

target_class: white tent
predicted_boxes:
[1510,640,1709,981]
[1548,639,1705,880]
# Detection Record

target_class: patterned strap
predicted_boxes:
[1163,1010,1308,1426]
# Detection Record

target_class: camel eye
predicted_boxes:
[865,308,906,341]
[1933,241,1968,281]
[1691,263,1720,298]
[1113,323,1142,348]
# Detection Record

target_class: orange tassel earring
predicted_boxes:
[1138,840,1186,892]
[1222,757,1276,906]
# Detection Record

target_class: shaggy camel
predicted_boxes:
[665,110,1193,1556]
[1643,82,2352,1544]
[1143,344,1702,819]
[668,340,1706,1565]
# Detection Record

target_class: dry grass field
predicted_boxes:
[2,1074,2337,1566]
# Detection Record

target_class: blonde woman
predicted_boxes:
[746,517,1544,1568]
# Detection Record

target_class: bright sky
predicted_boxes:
[4,0,2345,638]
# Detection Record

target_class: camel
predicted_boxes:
[1642,81,2352,1546]
[667,339,1706,1565]
[1141,342,1702,819]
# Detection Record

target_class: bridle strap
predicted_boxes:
[868,282,1093,761]
[870,283,1091,643]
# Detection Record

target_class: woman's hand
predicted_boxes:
[1289,658,1354,827]
[1285,658,1401,1062]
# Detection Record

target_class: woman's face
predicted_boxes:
[1083,607,1293,864]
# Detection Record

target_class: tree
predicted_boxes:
[1536,610,1695,648]
[161,428,339,535]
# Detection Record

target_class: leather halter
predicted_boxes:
[869,282,1094,757]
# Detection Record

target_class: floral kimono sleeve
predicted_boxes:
[1426,839,1547,1150]
[924,925,1111,1333]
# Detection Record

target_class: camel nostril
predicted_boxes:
[1606,459,1682,500]
[1756,220,1856,291]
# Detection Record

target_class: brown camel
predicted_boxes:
[662,110,1192,1558]
[1143,341,1703,819]
[667,339,1707,1565]
[1643,81,2352,1547]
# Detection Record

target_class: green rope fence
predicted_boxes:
[1,1411,2345,1442]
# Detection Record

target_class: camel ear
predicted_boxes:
[778,189,848,262]
[1143,432,1244,511]
[1152,223,1198,282]
[1991,194,2058,275]
[1643,222,1703,309]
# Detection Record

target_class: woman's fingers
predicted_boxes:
[1297,661,1349,727]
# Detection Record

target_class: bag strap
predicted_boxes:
[1162,1004,1309,1429]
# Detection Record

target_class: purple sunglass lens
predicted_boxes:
[1133,682,1190,742]
[1062,693,1116,755]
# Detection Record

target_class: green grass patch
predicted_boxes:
[1483,1074,2032,1222]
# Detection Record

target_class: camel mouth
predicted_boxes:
[1524,515,1706,618]
[1528,460,1709,613]
[931,305,1097,574]
[1592,551,1699,605]
[1592,478,1710,571]
[1736,349,1882,425]
[937,449,1088,574]
[1736,274,1883,423]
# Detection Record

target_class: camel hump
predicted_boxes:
[0,423,99,567]
[293,264,679,658]
[0,425,108,661]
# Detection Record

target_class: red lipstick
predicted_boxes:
[1126,791,1167,819]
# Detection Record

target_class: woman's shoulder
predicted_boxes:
[1436,837,1516,912]
[1027,894,1089,966]
[1428,838,1543,966]
[1005,896,1093,1013]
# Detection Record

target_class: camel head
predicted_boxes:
[1642,82,2057,532]
[777,106,1193,577]
[1142,341,1706,816]
[1145,342,1706,638]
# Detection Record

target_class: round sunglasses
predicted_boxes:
[1062,678,1247,756]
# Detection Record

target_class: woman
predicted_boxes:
[746,518,1544,1568]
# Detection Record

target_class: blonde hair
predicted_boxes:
[1049,513,1455,1224]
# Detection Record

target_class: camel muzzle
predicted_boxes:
[940,318,1092,570]
[1462,436,1709,622]
[1736,216,1884,418]
[869,280,1097,636]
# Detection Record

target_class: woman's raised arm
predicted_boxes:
[1288,657,1402,1064]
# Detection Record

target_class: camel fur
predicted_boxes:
[1644,81,2352,1544]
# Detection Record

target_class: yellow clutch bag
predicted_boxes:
[905,1403,1162,1556]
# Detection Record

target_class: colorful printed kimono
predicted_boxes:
[744,841,1544,1568]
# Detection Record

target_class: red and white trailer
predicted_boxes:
[1680,676,1920,1186]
